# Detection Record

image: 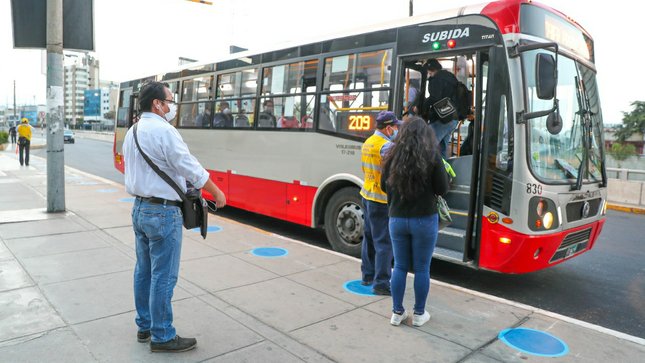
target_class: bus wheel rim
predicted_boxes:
[335,202,363,245]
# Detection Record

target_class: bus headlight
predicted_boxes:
[543,212,554,229]
[528,196,559,231]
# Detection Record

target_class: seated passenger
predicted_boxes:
[257,100,277,128]
[213,101,233,128]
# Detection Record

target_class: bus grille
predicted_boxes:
[549,228,592,263]
[566,198,601,222]
[490,175,505,210]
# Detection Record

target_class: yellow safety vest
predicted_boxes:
[360,133,389,203]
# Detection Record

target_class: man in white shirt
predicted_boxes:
[123,81,226,353]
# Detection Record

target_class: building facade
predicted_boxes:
[64,54,99,127]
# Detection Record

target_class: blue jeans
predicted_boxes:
[361,199,392,290]
[132,199,183,343]
[389,214,439,315]
[430,120,459,158]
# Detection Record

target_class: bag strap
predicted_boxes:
[133,123,188,202]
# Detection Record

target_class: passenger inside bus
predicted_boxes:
[258,100,277,128]
[234,109,250,128]
[213,101,233,128]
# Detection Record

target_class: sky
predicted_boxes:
[0,0,638,124]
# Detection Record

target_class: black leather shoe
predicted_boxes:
[150,335,197,353]
[361,280,373,286]
[137,330,150,343]
[373,286,391,296]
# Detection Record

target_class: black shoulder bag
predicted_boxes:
[133,124,209,238]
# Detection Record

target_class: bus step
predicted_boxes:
[439,226,466,238]
[433,246,469,264]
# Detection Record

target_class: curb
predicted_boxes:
[607,204,645,215]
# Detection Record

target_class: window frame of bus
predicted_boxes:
[258,58,319,131]
[213,68,259,129]
[317,47,393,141]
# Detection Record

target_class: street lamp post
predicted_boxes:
[46,0,66,212]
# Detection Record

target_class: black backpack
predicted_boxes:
[455,81,471,120]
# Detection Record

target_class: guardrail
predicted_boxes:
[607,167,645,181]
[606,168,645,211]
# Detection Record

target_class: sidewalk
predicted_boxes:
[0,149,644,363]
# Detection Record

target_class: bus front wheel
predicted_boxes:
[324,187,364,257]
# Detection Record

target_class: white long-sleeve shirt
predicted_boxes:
[123,112,210,201]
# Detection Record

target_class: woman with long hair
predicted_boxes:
[380,116,450,327]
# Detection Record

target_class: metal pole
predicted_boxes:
[409,0,413,17]
[13,80,16,117]
[46,0,65,212]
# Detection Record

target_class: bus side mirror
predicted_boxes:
[536,53,556,100]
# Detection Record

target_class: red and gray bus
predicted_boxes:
[114,0,607,273]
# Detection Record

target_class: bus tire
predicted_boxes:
[324,187,364,257]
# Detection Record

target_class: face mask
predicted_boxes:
[163,103,177,122]
[391,128,399,139]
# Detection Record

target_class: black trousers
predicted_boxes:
[19,140,30,166]
[10,134,16,143]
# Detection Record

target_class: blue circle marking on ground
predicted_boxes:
[498,328,569,357]
[250,247,288,258]
[119,197,136,203]
[343,279,375,296]
[97,189,118,193]
[191,226,222,233]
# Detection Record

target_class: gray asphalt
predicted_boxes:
[33,137,645,339]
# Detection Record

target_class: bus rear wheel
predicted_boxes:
[324,187,363,257]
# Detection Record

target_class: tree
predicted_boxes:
[615,101,645,142]
[608,142,636,168]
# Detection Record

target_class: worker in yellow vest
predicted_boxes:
[17,118,32,167]
[360,111,401,295]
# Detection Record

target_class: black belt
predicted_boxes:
[136,196,182,207]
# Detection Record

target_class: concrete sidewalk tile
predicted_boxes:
[102,226,134,246]
[0,287,65,342]
[39,270,191,325]
[72,297,263,363]
[363,283,531,350]
[0,241,13,261]
[0,218,88,240]
[0,328,96,363]
[204,341,304,363]
[460,353,504,363]
[482,314,645,362]
[72,208,133,230]
[4,231,109,259]
[216,277,354,332]
[233,240,346,276]
[289,260,387,307]
[201,295,335,363]
[291,308,471,363]
[0,183,44,211]
[181,254,278,292]
[21,247,133,284]
[180,238,225,261]
[0,259,34,292]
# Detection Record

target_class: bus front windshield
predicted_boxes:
[523,50,603,184]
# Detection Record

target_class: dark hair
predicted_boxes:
[138,81,170,112]
[383,117,439,201]
[427,59,442,71]
[263,100,273,107]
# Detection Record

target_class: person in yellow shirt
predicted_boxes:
[17,118,32,166]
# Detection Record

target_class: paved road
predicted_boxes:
[35,137,645,339]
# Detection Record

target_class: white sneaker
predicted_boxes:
[390,310,408,326]
[412,311,431,327]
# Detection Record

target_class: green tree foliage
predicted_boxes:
[0,131,8,144]
[608,142,636,168]
[615,101,645,142]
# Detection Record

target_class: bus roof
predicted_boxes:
[121,0,591,85]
